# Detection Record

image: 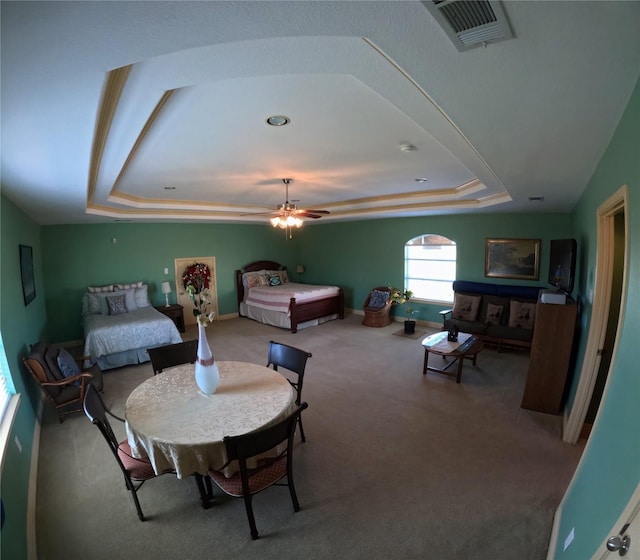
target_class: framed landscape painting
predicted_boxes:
[19,244,36,306]
[485,238,540,280]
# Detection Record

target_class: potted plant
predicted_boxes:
[404,305,417,334]
[388,287,415,333]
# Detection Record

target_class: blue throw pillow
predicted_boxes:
[57,348,81,384]
[368,290,390,308]
[268,274,282,287]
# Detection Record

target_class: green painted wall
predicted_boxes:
[2,76,637,559]
[0,195,47,560]
[41,223,300,342]
[298,213,573,323]
[552,77,640,558]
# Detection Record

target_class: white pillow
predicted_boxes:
[134,285,151,308]
[115,281,144,290]
[82,292,101,315]
[87,284,114,294]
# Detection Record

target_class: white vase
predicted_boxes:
[195,323,220,395]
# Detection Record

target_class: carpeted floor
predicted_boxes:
[35,315,584,560]
[391,328,429,339]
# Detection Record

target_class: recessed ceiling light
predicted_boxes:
[266,115,290,126]
[415,178,428,183]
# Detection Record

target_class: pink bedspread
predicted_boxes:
[244,282,340,315]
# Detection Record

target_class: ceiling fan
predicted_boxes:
[252,178,330,234]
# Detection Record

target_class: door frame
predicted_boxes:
[562,185,628,444]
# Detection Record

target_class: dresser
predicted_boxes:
[521,297,577,414]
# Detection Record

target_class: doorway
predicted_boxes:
[563,185,628,444]
[174,257,218,328]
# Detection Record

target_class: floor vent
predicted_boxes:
[422,0,513,51]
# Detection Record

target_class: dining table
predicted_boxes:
[125,360,296,480]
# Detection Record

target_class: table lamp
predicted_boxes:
[296,264,304,282]
[160,281,172,307]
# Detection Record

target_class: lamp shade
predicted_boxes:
[296,264,305,274]
[160,281,172,294]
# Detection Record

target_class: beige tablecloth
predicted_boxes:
[125,361,295,479]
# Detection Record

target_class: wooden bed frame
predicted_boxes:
[235,260,344,333]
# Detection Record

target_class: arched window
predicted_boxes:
[404,234,456,303]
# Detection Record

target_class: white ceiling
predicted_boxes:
[2,1,639,226]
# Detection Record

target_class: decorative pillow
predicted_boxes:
[106,294,127,315]
[56,348,80,379]
[368,290,390,308]
[115,281,144,290]
[268,274,282,287]
[134,285,151,308]
[267,269,289,284]
[242,270,267,289]
[485,303,504,326]
[452,294,481,321]
[87,284,114,294]
[508,300,536,329]
[82,292,101,315]
[244,272,267,289]
[98,289,136,315]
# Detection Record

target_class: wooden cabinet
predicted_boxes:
[155,304,185,333]
[521,298,577,415]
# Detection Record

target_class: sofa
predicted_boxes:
[440,280,541,351]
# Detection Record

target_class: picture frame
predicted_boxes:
[19,244,36,306]
[485,238,540,280]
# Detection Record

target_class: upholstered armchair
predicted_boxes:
[362,287,393,327]
[23,341,104,422]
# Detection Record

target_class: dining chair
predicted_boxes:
[147,339,198,375]
[266,340,312,442]
[83,384,173,521]
[206,402,308,540]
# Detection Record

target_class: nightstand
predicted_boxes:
[155,304,185,333]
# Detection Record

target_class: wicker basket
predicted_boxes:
[362,287,393,327]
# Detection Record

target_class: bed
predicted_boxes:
[236,260,344,333]
[82,282,183,370]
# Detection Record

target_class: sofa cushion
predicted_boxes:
[479,295,509,325]
[452,293,481,321]
[443,318,488,336]
[485,303,504,326]
[508,300,536,329]
[486,324,533,342]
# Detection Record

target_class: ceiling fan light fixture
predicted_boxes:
[271,215,303,229]
[266,115,290,126]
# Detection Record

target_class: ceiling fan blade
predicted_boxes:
[303,209,330,214]
[239,210,278,217]
[297,211,327,219]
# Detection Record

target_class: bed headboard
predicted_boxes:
[235,261,286,307]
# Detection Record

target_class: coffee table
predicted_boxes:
[421,331,483,383]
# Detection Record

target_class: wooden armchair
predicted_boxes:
[362,287,393,327]
[23,341,104,423]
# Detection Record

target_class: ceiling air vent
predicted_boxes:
[423,0,513,51]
